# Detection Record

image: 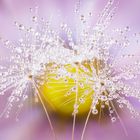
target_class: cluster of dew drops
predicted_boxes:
[0,0,140,124]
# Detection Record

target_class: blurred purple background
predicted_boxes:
[0,0,140,140]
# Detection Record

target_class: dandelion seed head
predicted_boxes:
[0,0,140,127]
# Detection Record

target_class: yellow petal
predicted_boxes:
[39,62,95,116]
